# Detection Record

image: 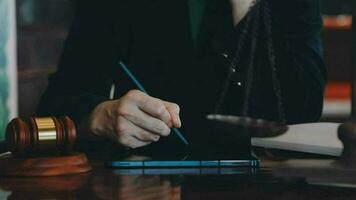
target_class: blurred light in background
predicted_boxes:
[0,0,17,139]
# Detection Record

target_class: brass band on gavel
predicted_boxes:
[34,118,57,147]
[5,116,76,155]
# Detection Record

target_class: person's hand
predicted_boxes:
[88,90,181,148]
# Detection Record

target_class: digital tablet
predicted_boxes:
[106,159,259,168]
[105,149,259,169]
[105,115,259,169]
[112,167,258,175]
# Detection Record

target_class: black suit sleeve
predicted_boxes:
[37,1,128,124]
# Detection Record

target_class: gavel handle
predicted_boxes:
[0,141,7,154]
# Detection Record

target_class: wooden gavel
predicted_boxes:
[5,116,76,156]
[0,117,92,177]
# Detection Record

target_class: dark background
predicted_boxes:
[16,0,354,117]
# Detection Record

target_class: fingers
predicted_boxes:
[125,90,182,129]
[127,90,173,127]
[99,90,183,149]
[115,116,158,148]
[118,116,161,142]
[124,107,171,136]
[163,101,182,128]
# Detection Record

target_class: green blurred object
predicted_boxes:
[0,0,10,140]
[188,0,206,48]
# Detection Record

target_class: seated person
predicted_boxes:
[38,0,326,150]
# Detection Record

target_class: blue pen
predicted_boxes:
[119,61,189,145]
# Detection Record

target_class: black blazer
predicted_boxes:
[38,0,326,144]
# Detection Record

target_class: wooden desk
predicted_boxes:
[1,157,356,200]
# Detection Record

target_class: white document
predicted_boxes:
[251,123,343,156]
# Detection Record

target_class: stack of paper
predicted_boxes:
[251,123,343,156]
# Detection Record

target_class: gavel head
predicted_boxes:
[6,117,76,156]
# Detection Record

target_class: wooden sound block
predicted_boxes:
[0,173,90,192]
[0,152,92,177]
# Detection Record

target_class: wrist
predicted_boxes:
[89,100,116,137]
